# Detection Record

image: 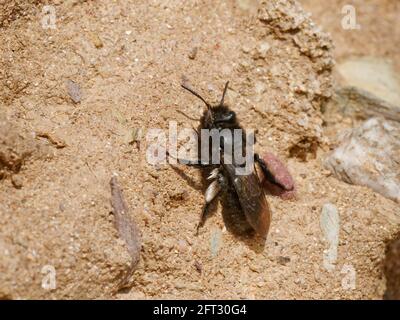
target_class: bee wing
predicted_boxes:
[224,164,271,238]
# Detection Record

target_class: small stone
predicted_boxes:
[125,128,142,146]
[256,42,271,59]
[254,81,266,95]
[177,239,188,253]
[320,203,340,271]
[210,228,222,258]
[294,277,304,285]
[90,33,103,49]
[168,189,189,202]
[66,80,81,104]
[241,42,255,54]
[320,204,339,244]
[194,260,202,274]
[297,116,309,127]
[11,174,23,189]
[174,281,187,289]
[188,46,198,60]
[277,256,291,266]
[249,264,261,273]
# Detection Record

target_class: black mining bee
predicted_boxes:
[168,81,286,238]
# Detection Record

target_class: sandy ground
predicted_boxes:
[0,0,399,299]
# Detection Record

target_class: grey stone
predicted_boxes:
[66,80,82,104]
[324,117,400,203]
[210,228,222,258]
[320,203,340,271]
[337,57,400,108]
[324,86,400,122]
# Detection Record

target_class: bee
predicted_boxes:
[169,82,287,238]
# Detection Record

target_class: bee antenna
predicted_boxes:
[219,81,229,106]
[176,110,199,121]
[181,84,211,110]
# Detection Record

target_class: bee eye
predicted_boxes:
[227,111,235,120]
[216,111,235,123]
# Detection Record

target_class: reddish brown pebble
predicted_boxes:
[194,260,202,274]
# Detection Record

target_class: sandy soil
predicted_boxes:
[0,0,399,299]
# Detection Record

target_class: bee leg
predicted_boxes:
[196,178,221,235]
[254,153,285,189]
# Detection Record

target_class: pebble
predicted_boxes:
[320,203,339,244]
[177,239,188,253]
[194,260,202,274]
[188,46,198,60]
[11,174,23,189]
[241,44,253,54]
[90,32,103,49]
[320,203,339,271]
[66,80,81,104]
[210,228,222,258]
[256,42,271,58]
[277,256,291,266]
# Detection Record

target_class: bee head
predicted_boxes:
[211,106,236,127]
[181,81,235,129]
